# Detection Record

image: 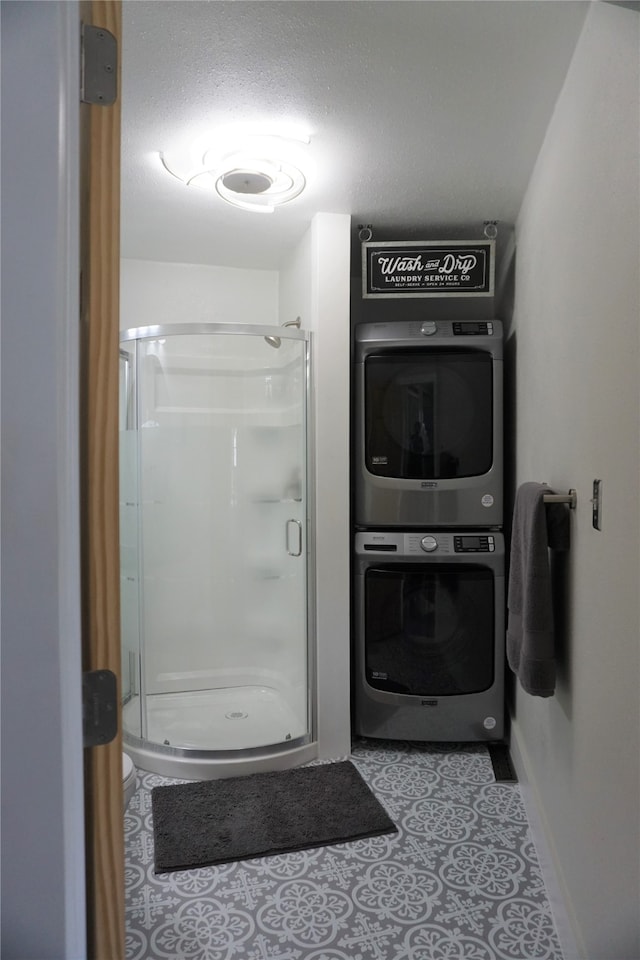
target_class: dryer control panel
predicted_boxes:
[451,321,494,336]
[355,319,502,355]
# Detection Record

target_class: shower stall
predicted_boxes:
[119,322,314,778]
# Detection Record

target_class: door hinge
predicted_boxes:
[83,669,118,748]
[81,23,117,105]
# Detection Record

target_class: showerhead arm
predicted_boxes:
[264,316,302,348]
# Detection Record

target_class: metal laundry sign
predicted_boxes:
[362,240,495,298]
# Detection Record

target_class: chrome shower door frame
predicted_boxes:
[118,322,316,779]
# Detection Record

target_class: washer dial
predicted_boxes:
[420,535,438,553]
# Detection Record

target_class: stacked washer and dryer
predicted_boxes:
[353,319,505,742]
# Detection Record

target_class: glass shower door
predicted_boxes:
[124,324,310,754]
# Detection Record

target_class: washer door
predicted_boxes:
[364,563,495,696]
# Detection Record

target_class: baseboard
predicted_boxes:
[509,721,584,960]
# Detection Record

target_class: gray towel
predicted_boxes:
[507,483,570,697]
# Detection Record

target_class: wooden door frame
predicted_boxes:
[80,2,125,957]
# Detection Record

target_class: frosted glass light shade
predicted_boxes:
[160,127,310,213]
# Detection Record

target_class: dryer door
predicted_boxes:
[364,349,493,481]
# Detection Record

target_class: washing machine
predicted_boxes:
[353,529,505,741]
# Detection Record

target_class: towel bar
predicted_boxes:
[542,488,577,509]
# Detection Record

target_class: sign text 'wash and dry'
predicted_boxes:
[363,241,495,298]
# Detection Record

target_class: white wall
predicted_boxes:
[508,4,640,957]
[0,2,86,957]
[121,258,279,328]
[280,213,353,760]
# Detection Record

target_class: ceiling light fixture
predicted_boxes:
[160,126,310,213]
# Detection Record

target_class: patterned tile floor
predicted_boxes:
[124,738,564,959]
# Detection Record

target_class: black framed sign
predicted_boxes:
[363,240,495,299]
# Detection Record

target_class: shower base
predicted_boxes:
[123,684,306,752]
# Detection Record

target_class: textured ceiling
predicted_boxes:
[120,0,589,271]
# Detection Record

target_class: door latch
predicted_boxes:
[83,669,118,748]
[591,478,603,531]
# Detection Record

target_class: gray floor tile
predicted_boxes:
[125,739,564,959]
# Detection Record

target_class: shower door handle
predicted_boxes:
[286,519,302,557]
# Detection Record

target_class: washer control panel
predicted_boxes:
[454,534,495,553]
[356,531,500,557]
[355,532,504,570]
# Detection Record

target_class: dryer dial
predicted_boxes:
[420,535,438,553]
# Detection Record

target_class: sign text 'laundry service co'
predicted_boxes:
[363,240,495,298]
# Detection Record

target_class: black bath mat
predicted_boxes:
[151,760,397,873]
